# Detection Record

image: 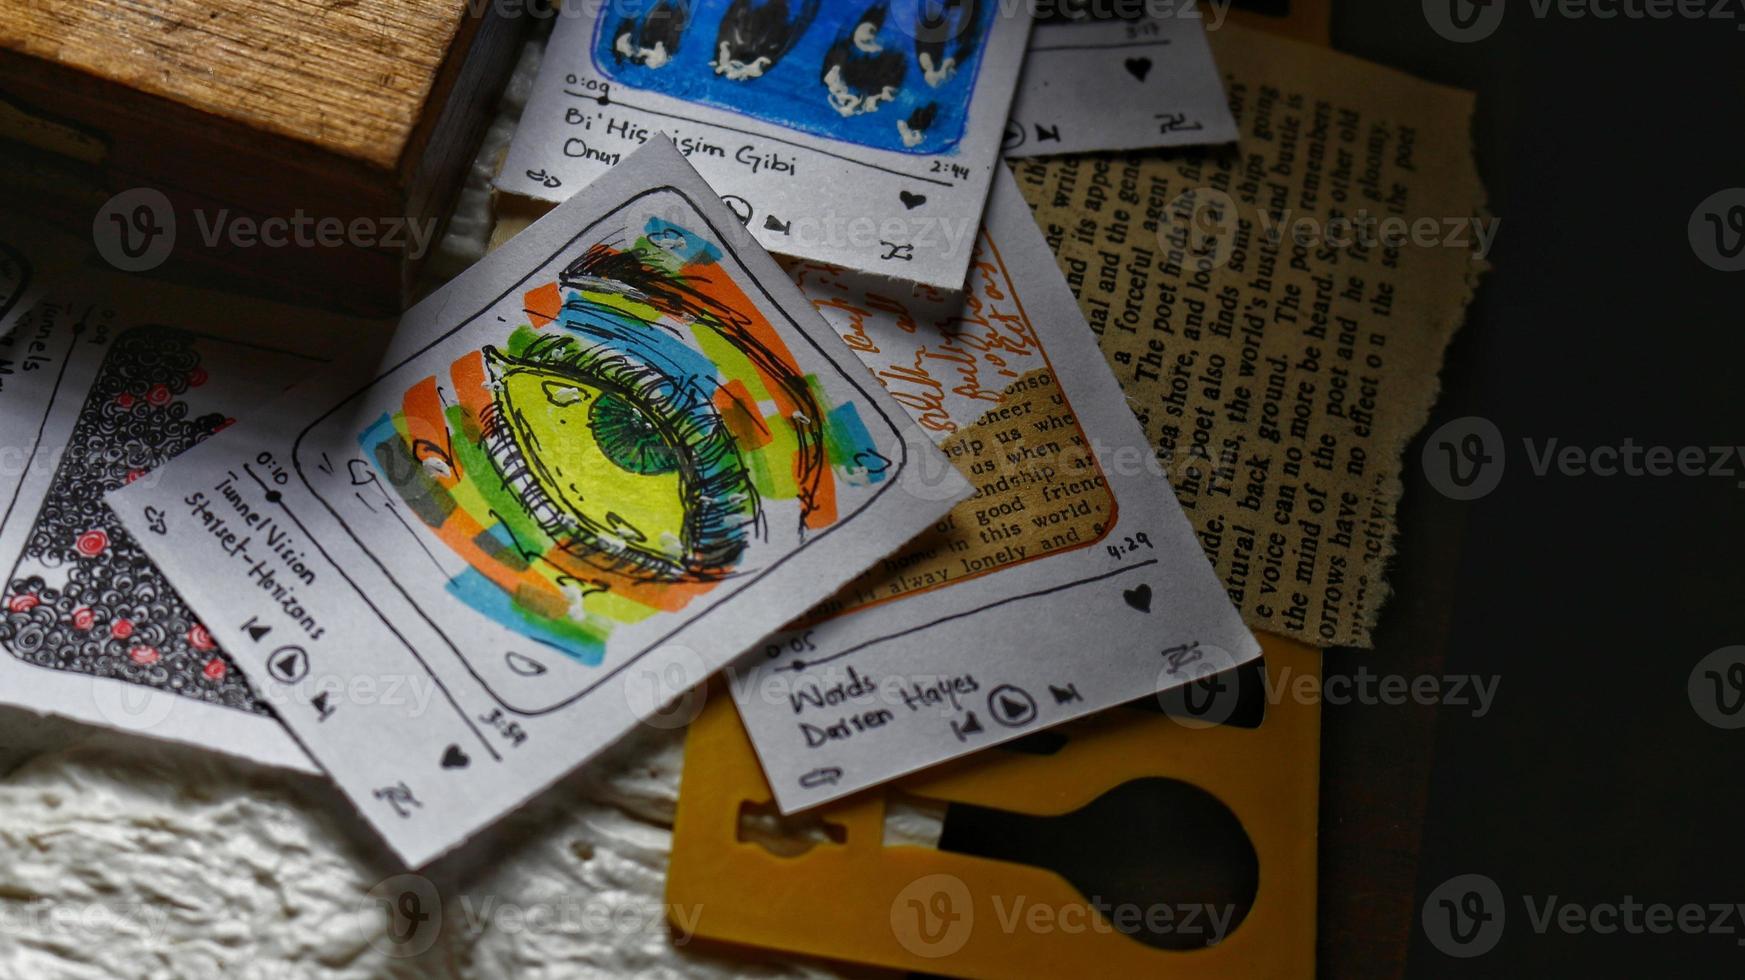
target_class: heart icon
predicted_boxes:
[1123,583,1153,613]
[441,744,470,769]
[899,191,927,209]
[1124,57,1152,82]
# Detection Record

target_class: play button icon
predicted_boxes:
[266,645,309,684]
[987,684,1037,727]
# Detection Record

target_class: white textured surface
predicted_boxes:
[0,30,849,980]
[0,710,833,978]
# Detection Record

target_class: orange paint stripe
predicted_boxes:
[687,264,837,523]
[400,376,455,488]
[428,512,566,610]
[450,349,492,451]
[716,379,772,450]
[524,281,562,327]
[805,456,838,529]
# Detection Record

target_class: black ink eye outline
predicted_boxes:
[591,390,684,476]
[556,243,831,533]
[479,333,761,583]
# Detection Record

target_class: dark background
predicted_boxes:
[1308,1,1745,975]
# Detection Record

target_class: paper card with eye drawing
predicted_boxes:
[498,0,1032,292]
[1001,6,1238,158]
[109,138,970,866]
[727,168,1258,812]
[0,279,376,774]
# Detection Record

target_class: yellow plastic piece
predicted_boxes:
[667,633,1320,978]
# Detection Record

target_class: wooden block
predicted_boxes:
[0,0,527,313]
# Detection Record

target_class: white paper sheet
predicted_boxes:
[108,138,970,865]
[0,280,376,774]
[0,216,88,477]
[1002,7,1237,158]
[497,1,1032,291]
[728,168,1259,811]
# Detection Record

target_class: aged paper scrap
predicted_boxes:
[1010,23,1489,646]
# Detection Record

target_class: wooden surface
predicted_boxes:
[0,0,523,312]
[0,0,471,171]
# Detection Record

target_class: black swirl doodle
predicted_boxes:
[0,326,272,714]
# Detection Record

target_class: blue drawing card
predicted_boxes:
[499,1,1033,291]
[594,0,997,155]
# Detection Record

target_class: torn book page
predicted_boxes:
[1010,23,1489,646]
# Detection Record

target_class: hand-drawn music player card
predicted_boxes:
[729,169,1259,811]
[498,0,1032,291]
[1002,6,1237,158]
[111,138,969,865]
[0,281,361,774]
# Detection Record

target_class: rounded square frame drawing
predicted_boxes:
[292,187,913,716]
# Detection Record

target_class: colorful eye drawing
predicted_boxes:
[360,217,887,667]
[477,330,760,582]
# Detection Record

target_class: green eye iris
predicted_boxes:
[592,392,681,476]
